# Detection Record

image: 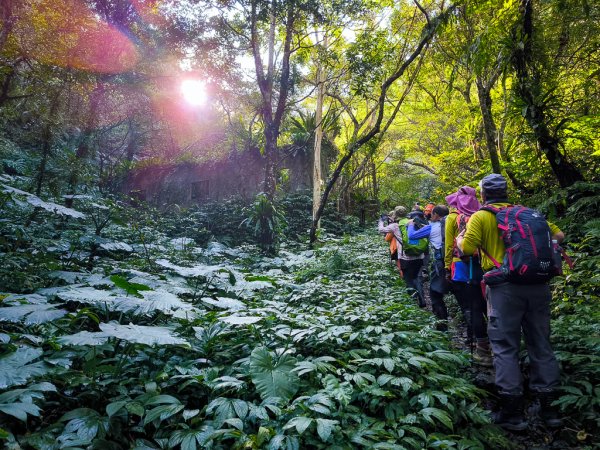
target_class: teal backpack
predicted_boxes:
[398,219,428,256]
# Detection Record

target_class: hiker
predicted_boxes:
[409,207,430,283]
[407,205,450,329]
[382,210,401,274]
[378,206,427,307]
[458,173,565,431]
[409,208,429,229]
[424,202,435,220]
[445,186,492,367]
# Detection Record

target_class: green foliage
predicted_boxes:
[0,204,512,449]
[249,347,299,402]
[241,193,287,255]
[109,275,151,298]
[532,182,600,445]
[279,191,362,240]
[0,348,49,389]
[295,249,354,282]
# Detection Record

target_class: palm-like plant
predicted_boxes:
[241,193,286,254]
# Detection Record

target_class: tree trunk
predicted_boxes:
[371,158,379,205]
[476,76,502,174]
[251,0,295,200]
[512,0,584,188]
[312,31,326,227]
[263,126,277,198]
[34,93,62,196]
[309,4,452,243]
[0,0,15,52]
[65,83,102,207]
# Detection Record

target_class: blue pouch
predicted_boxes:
[451,261,469,282]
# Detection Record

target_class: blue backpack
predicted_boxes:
[479,205,561,285]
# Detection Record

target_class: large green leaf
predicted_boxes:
[420,407,454,430]
[0,384,52,421]
[0,304,67,324]
[0,347,48,389]
[59,408,109,445]
[283,416,312,434]
[0,402,41,421]
[110,274,152,298]
[268,434,300,450]
[316,418,338,442]
[249,347,299,402]
[58,322,189,347]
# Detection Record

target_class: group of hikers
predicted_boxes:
[378,173,567,432]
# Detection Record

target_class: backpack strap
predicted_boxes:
[479,204,510,215]
[477,205,511,270]
[479,246,502,269]
[560,247,575,269]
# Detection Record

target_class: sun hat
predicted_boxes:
[445,186,481,215]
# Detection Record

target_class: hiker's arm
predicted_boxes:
[378,220,395,234]
[460,213,483,256]
[407,223,431,239]
[548,222,564,243]
[444,213,458,268]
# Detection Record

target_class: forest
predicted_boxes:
[0,0,598,448]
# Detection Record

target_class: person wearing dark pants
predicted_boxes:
[451,280,487,341]
[459,173,565,431]
[408,205,450,327]
[379,206,426,308]
[445,186,491,366]
[399,258,425,307]
[486,283,560,395]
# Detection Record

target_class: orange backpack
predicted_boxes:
[385,232,397,254]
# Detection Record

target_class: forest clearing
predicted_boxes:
[0,0,599,448]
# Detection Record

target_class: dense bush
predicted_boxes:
[537,182,600,446]
[279,191,362,240]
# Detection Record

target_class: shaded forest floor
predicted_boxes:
[0,180,598,449]
[1,231,512,449]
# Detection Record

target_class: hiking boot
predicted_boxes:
[493,393,528,431]
[538,391,563,428]
[473,339,493,367]
[435,320,448,332]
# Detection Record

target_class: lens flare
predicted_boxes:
[14,0,138,74]
[181,80,206,106]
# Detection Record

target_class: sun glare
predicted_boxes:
[181,79,206,106]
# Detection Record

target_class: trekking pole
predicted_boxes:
[469,257,474,361]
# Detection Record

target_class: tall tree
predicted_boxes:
[312,30,327,226]
[309,2,453,243]
[510,0,584,187]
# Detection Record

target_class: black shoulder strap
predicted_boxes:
[440,216,446,245]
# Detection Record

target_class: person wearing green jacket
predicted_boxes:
[444,186,491,367]
[458,174,565,431]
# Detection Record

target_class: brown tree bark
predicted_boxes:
[476,75,502,174]
[251,0,296,200]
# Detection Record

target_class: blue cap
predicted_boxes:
[480,173,507,196]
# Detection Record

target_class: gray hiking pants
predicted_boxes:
[486,282,560,395]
